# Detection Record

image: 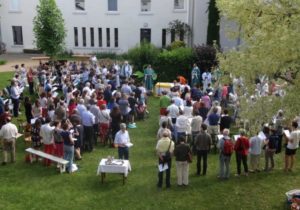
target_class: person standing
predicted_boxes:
[120,61,132,81]
[218,129,234,180]
[0,117,18,165]
[174,136,192,186]
[10,80,21,117]
[234,129,250,176]
[114,123,131,160]
[82,105,95,152]
[156,131,175,189]
[144,65,156,93]
[249,133,263,172]
[27,67,34,95]
[159,91,171,116]
[202,70,212,92]
[195,124,212,176]
[284,121,300,172]
[264,128,278,171]
[60,121,74,173]
[191,63,200,87]
[40,117,55,166]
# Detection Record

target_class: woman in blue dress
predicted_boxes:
[144,65,156,93]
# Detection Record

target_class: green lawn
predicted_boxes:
[0,71,297,210]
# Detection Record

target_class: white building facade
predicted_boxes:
[0,0,235,54]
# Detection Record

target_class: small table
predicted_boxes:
[97,159,131,185]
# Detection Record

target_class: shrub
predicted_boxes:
[167,41,186,51]
[0,60,7,65]
[193,44,218,71]
[127,41,160,71]
[156,47,194,82]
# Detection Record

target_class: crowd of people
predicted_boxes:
[0,59,299,191]
[156,64,300,189]
[0,59,153,173]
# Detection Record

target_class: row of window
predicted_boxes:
[75,0,185,12]
[11,25,184,48]
[73,27,184,48]
[8,0,185,12]
[74,27,119,48]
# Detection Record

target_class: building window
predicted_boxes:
[171,29,175,43]
[74,27,78,47]
[10,0,20,11]
[140,29,151,43]
[98,28,102,47]
[141,0,151,12]
[114,28,118,48]
[75,0,85,11]
[12,26,23,45]
[90,28,94,47]
[162,29,166,47]
[106,28,110,47]
[82,27,86,47]
[108,0,118,11]
[174,0,184,10]
[179,30,184,41]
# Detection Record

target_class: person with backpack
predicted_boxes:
[234,129,250,176]
[218,129,234,180]
[264,128,279,172]
[156,131,175,189]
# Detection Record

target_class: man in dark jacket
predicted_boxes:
[195,124,212,175]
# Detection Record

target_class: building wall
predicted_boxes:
[0,0,236,53]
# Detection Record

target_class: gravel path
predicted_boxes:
[0,53,45,72]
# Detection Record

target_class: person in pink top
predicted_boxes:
[221,84,229,107]
[201,93,211,109]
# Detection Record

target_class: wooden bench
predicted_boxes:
[31,56,50,61]
[72,54,90,61]
[25,148,69,173]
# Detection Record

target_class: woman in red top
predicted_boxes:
[68,98,77,117]
[234,129,250,176]
[97,94,107,109]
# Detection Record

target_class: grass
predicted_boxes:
[0,71,297,210]
[0,60,7,65]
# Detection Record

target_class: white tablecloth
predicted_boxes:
[97,159,131,177]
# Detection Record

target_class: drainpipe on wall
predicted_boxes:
[188,0,195,47]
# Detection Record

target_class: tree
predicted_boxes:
[207,0,220,46]
[166,20,192,43]
[33,0,66,58]
[216,0,300,131]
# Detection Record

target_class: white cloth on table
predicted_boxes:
[97,159,131,177]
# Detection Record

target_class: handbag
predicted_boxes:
[163,141,172,163]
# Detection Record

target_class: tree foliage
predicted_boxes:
[193,44,217,71]
[33,0,66,57]
[207,0,220,46]
[166,19,192,42]
[127,41,160,71]
[216,0,300,126]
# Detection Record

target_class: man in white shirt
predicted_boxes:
[40,117,55,166]
[284,121,300,172]
[176,110,190,143]
[202,70,212,92]
[249,134,263,172]
[0,117,18,165]
[167,100,179,125]
[114,123,131,160]
[10,80,21,117]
